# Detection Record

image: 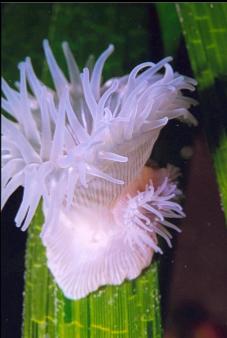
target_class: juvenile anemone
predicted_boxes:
[1,40,197,299]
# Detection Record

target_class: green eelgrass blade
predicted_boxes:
[23,210,162,338]
[176,3,227,88]
[7,4,164,338]
[213,132,227,222]
[176,3,227,221]
[156,3,181,57]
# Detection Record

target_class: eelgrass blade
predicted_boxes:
[156,3,181,57]
[176,3,227,221]
[22,205,162,338]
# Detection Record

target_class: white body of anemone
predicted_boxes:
[1,40,197,299]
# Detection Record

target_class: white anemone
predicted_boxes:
[1,40,197,299]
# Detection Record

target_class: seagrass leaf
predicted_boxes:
[176,3,227,221]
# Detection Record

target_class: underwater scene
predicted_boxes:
[1,3,227,338]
